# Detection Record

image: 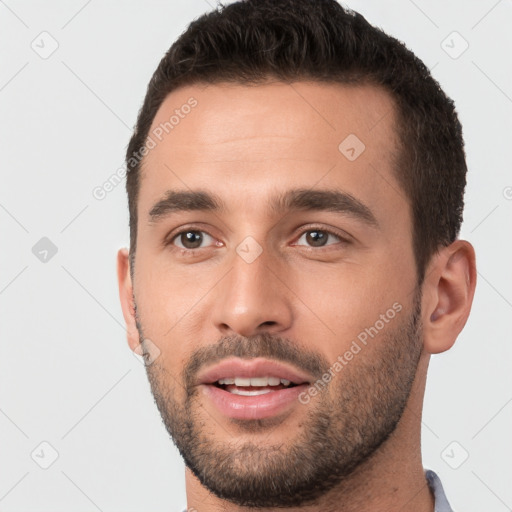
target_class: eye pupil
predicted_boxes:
[306,230,327,247]
[181,231,202,249]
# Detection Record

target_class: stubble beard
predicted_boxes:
[139,292,423,507]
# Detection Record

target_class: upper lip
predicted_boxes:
[197,357,313,386]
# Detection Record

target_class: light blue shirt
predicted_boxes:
[180,468,453,511]
[426,469,454,512]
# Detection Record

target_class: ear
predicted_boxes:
[117,248,140,352]
[421,240,477,354]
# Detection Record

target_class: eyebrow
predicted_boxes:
[148,188,379,228]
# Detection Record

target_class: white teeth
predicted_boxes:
[234,377,251,386]
[218,377,235,385]
[229,388,274,396]
[249,377,269,386]
[217,376,294,386]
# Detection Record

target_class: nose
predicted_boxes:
[211,245,294,338]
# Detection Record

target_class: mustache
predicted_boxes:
[183,332,329,389]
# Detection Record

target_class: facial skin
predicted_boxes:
[118,82,476,511]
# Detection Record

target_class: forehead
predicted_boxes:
[138,81,407,228]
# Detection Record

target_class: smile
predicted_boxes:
[197,358,312,420]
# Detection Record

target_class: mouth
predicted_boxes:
[197,358,312,420]
[212,376,300,395]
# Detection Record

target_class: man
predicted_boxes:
[117,0,476,510]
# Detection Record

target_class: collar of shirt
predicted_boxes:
[426,469,454,512]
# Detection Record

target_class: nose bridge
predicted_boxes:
[211,237,293,337]
[232,240,274,299]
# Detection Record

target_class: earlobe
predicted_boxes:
[117,248,139,352]
[422,240,477,354]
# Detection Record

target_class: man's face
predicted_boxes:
[130,82,423,506]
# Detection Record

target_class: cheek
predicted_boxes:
[289,258,412,354]
[134,248,212,323]
[133,251,222,369]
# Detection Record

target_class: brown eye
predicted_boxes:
[172,230,215,250]
[296,229,343,248]
[305,230,328,247]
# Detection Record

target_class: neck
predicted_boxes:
[185,353,434,512]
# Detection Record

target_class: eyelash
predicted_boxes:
[166,225,350,253]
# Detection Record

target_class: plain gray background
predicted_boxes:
[1,0,511,510]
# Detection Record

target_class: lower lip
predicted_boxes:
[201,384,309,420]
